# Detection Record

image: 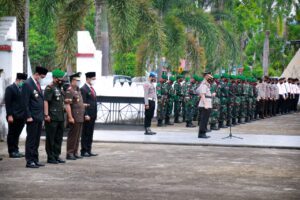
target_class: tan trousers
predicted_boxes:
[67,123,83,155]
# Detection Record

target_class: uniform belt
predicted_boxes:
[148,98,156,101]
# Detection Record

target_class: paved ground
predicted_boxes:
[0,112,299,199]
[0,142,300,200]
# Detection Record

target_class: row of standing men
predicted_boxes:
[3,66,98,168]
[154,73,299,131]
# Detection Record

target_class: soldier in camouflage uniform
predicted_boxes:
[173,75,184,123]
[156,74,168,126]
[239,76,247,124]
[194,75,202,123]
[251,78,258,120]
[236,76,243,124]
[164,76,176,125]
[218,74,229,128]
[44,69,66,164]
[209,75,221,130]
[229,75,239,126]
[243,77,251,122]
[183,76,196,127]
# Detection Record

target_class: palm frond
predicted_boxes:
[56,0,92,72]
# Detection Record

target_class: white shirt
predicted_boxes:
[284,82,290,93]
[277,83,287,97]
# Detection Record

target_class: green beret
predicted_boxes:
[230,75,236,80]
[192,74,198,80]
[198,76,204,81]
[162,74,168,80]
[221,73,229,79]
[52,69,65,78]
[185,76,190,81]
[213,74,220,79]
[240,76,245,81]
[169,76,176,82]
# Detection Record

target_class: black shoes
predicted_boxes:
[186,122,196,128]
[88,152,98,156]
[144,127,157,135]
[57,158,66,163]
[198,135,210,139]
[47,160,59,164]
[66,155,77,160]
[35,162,45,167]
[9,152,24,158]
[74,155,83,159]
[26,161,39,168]
[81,152,91,157]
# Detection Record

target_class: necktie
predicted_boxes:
[37,82,41,92]
[90,86,96,97]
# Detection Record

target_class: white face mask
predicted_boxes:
[90,80,96,85]
[76,81,81,87]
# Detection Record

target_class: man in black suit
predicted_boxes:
[80,72,98,157]
[22,66,48,168]
[5,73,28,158]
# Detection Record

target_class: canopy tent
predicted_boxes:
[281,48,300,79]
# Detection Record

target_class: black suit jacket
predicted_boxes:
[22,77,44,122]
[80,84,97,119]
[5,83,26,119]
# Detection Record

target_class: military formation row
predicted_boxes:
[155,74,300,130]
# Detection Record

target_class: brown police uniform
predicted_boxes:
[65,86,85,157]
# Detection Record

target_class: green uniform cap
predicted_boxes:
[161,74,168,80]
[198,76,204,81]
[52,69,65,78]
[169,76,176,82]
[230,75,236,80]
[185,76,190,81]
[213,74,220,79]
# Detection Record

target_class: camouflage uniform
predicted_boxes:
[173,76,183,123]
[156,76,168,126]
[218,76,229,128]
[236,78,243,123]
[183,77,196,127]
[164,77,175,125]
[209,76,221,130]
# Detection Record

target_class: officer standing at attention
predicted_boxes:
[81,72,98,157]
[143,72,157,135]
[156,74,168,127]
[44,69,66,164]
[197,72,214,139]
[65,72,86,160]
[5,73,28,158]
[22,66,48,168]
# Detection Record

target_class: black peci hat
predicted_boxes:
[85,72,96,78]
[35,66,48,75]
[16,73,28,80]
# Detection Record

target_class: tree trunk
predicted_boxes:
[262,30,270,76]
[95,0,110,76]
[23,0,29,73]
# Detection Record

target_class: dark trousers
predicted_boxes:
[45,121,64,161]
[294,94,299,111]
[257,100,264,118]
[198,107,211,136]
[67,123,82,155]
[278,95,285,114]
[25,121,42,162]
[7,118,25,154]
[144,100,155,128]
[81,118,96,154]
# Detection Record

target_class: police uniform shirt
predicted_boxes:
[65,86,85,123]
[143,81,156,105]
[197,79,212,108]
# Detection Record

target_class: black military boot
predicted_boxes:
[244,117,249,123]
[157,120,163,127]
[165,117,174,125]
[145,127,154,135]
[174,116,180,123]
[210,124,219,130]
[219,122,228,128]
[232,118,237,125]
[186,121,196,128]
